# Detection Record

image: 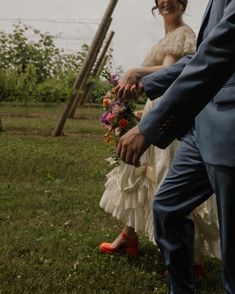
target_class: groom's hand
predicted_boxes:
[116,125,150,166]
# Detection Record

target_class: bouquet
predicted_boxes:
[99,88,138,163]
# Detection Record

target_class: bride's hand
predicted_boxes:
[118,69,140,86]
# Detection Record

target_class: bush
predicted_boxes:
[36,78,72,105]
[0,23,113,104]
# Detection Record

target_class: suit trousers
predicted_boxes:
[153,129,235,293]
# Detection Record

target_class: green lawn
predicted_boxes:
[0,103,223,293]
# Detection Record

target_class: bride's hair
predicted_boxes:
[152,0,188,15]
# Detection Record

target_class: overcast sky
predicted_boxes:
[0,0,209,71]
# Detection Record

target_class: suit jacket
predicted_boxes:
[139,0,235,167]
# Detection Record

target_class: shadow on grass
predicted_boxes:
[97,242,223,294]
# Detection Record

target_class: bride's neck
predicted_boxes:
[164,18,185,33]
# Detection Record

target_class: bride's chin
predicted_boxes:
[162,12,175,18]
[162,10,175,16]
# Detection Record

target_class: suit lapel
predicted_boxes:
[197,0,213,45]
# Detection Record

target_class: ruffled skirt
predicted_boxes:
[100,99,221,260]
[100,141,176,244]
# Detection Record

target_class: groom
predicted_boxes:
[116,0,235,293]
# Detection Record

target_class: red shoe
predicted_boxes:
[99,232,138,256]
[195,263,205,277]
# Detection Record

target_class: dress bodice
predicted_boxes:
[142,26,196,67]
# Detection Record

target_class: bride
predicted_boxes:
[99,0,220,274]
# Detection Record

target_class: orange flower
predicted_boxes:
[102,97,111,108]
[104,133,115,144]
[119,118,128,129]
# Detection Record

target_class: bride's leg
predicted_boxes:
[99,225,139,255]
[111,226,137,247]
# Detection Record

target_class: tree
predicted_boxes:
[0,22,114,103]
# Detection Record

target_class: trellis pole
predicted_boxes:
[69,18,112,118]
[78,30,115,106]
[79,54,109,106]
[53,0,118,136]
[68,17,113,118]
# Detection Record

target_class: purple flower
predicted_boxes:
[108,73,119,86]
[99,112,110,125]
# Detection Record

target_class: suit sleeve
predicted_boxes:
[142,55,193,100]
[139,0,235,148]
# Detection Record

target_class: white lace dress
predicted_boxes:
[100,26,221,261]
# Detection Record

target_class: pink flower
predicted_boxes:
[99,87,137,151]
[106,113,114,122]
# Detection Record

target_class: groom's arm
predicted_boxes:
[116,55,193,166]
[142,55,193,100]
[115,55,193,102]
[139,0,235,148]
[117,0,235,165]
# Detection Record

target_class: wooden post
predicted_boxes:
[53,0,118,136]
[79,30,115,106]
[79,55,109,106]
[68,17,113,117]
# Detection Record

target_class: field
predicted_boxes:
[0,104,222,293]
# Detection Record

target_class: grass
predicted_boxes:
[0,103,223,293]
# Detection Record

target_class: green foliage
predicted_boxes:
[88,77,113,103]
[137,92,148,105]
[0,67,18,101]
[35,78,72,105]
[0,23,113,104]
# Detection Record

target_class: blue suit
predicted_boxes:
[138,0,235,292]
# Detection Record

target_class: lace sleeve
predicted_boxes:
[141,26,196,67]
[164,26,196,57]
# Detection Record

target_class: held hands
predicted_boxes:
[119,69,140,86]
[115,82,144,102]
[116,125,151,167]
[114,68,147,166]
[115,69,144,102]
